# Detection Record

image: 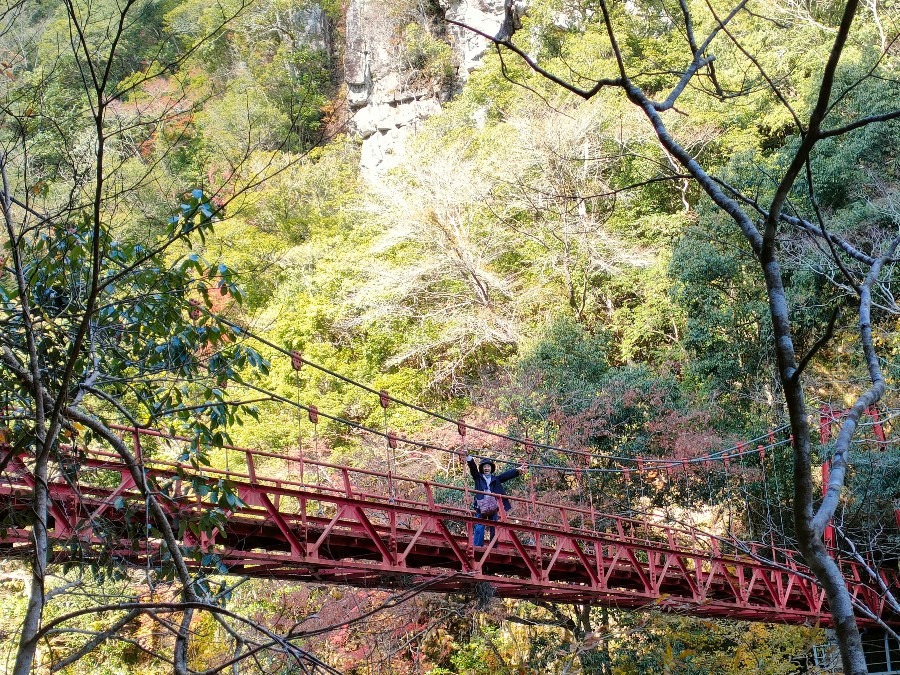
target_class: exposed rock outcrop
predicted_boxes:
[344,0,523,176]
[441,0,524,74]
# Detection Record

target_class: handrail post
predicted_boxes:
[342,468,352,497]
[425,482,435,511]
[246,451,256,482]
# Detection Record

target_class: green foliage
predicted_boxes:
[3,0,899,670]
[401,22,455,90]
[0,187,263,521]
[839,447,900,559]
[608,615,822,674]
[515,317,612,411]
[494,317,690,456]
[802,63,900,211]
[671,219,773,416]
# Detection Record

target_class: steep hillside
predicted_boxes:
[1,0,899,672]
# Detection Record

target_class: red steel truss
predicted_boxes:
[1,427,898,627]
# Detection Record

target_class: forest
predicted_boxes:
[0,0,899,672]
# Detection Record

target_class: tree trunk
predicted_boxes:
[13,449,50,675]
[765,247,867,672]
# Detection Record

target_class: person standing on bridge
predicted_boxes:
[464,455,527,546]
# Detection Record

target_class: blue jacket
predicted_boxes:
[467,457,521,513]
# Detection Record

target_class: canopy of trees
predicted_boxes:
[1,0,898,672]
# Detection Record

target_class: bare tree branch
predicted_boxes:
[814,236,900,533]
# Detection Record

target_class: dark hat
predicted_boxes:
[478,458,496,473]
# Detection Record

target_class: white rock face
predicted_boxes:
[344,0,398,111]
[344,0,523,177]
[296,5,331,52]
[357,98,442,174]
[441,0,525,73]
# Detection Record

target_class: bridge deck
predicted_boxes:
[1,430,898,627]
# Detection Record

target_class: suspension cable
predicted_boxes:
[208,312,793,468]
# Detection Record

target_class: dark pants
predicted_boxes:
[474,512,499,546]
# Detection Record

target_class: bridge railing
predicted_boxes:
[4,428,896,596]
[0,425,844,573]
[53,425,809,565]
[0,425,823,572]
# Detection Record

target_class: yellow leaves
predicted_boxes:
[661,640,696,673]
[29,180,49,197]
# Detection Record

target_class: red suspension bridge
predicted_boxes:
[1,423,898,628]
[1,338,899,629]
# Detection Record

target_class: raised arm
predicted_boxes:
[497,464,528,483]
[465,455,480,481]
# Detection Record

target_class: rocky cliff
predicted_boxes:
[344,0,522,176]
